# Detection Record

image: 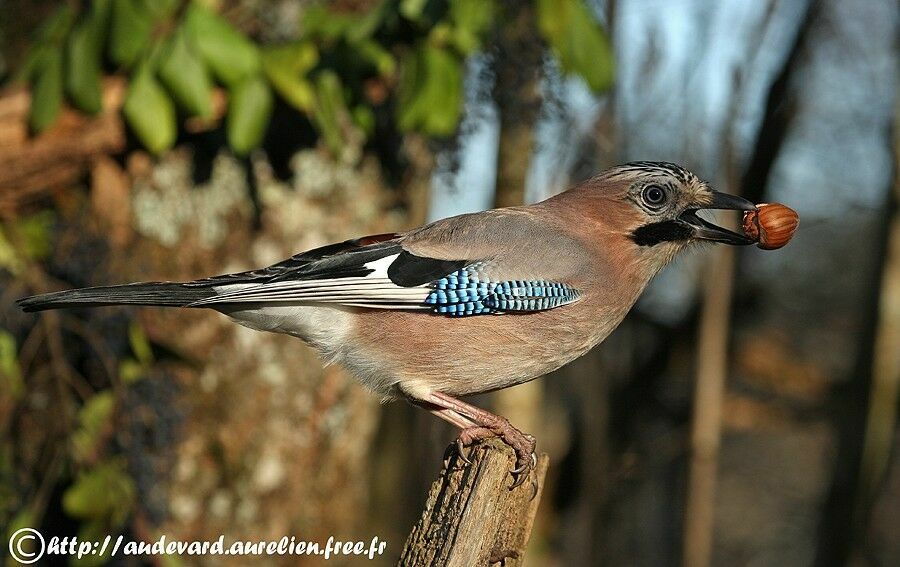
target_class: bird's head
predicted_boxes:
[564,161,757,274]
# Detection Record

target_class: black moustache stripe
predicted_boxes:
[630,221,693,246]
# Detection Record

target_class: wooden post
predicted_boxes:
[399,439,549,567]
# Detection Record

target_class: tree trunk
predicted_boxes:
[400,440,549,567]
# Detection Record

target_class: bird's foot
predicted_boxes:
[454,426,492,464]
[457,420,537,489]
[421,391,538,490]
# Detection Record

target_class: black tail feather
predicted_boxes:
[16,282,217,312]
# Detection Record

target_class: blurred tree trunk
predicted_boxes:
[124,150,401,560]
[492,0,541,210]
[18,146,402,562]
[850,103,900,563]
[490,0,545,443]
[682,202,737,567]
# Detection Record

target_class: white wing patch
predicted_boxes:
[363,253,398,278]
[189,254,431,309]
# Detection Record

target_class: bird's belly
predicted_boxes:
[347,300,625,399]
[217,304,354,359]
[217,304,403,397]
[215,298,629,402]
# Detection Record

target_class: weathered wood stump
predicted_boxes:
[399,439,549,567]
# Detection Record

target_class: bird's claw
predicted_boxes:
[455,422,538,490]
[509,452,538,474]
[509,454,537,489]
[509,473,528,489]
[455,438,472,465]
[453,426,493,466]
[509,474,539,499]
[505,434,538,490]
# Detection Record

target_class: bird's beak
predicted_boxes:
[679,191,757,245]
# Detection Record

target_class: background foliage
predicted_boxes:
[1,1,897,566]
[19,0,611,155]
[3,3,615,564]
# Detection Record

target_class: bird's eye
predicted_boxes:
[641,185,667,208]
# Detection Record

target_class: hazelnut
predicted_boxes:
[742,203,799,250]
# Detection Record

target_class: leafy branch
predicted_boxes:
[17,0,614,157]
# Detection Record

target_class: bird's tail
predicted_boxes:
[16,282,216,313]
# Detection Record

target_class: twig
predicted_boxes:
[60,317,119,384]
[42,312,94,403]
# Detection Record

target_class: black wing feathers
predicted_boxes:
[191,234,466,288]
[16,232,476,312]
[386,251,468,287]
[184,233,402,287]
[270,242,401,282]
[17,282,215,312]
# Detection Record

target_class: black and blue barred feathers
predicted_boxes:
[424,266,581,317]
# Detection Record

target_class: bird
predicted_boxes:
[17,161,758,487]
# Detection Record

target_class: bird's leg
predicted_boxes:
[426,406,478,429]
[425,391,537,488]
[423,406,480,464]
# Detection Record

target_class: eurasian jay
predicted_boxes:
[18,161,758,486]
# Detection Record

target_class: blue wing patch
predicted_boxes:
[424,266,581,317]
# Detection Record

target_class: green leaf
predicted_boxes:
[0,211,54,273]
[262,42,318,112]
[356,39,396,77]
[66,21,104,114]
[301,6,352,41]
[345,0,390,42]
[0,331,23,401]
[17,210,55,261]
[72,391,115,462]
[449,0,495,54]
[226,76,273,155]
[118,359,146,384]
[72,521,115,567]
[302,2,387,43]
[140,0,180,19]
[159,30,213,117]
[4,508,36,553]
[86,0,113,45]
[352,105,375,138]
[0,225,25,276]
[34,5,75,45]
[400,0,428,22]
[128,322,153,365]
[0,226,23,276]
[63,458,134,527]
[109,0,153,68]
[15,1,85,86]
[185,2,261,86]
[311,70,348,154]
[123,64,177,154]
[14,45,50,84]
[159,553,187,567]
[536,0,615,92]
[29,47,64,133]
[396,45,463,136]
